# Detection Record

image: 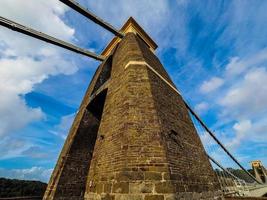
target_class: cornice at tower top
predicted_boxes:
[101,17,158,57]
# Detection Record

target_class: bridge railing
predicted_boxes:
[187,105,260,197]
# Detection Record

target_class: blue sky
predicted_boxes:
[0,0,267,182]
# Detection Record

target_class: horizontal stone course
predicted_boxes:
[225,198,267,200]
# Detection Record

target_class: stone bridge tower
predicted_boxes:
[44,17,222,200]
[251,160,267,184]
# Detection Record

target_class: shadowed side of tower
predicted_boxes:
[44,17,223,200]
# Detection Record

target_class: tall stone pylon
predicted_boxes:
[44,17,222,200]
[251,160,267,183]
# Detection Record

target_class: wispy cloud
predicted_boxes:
[195,102,209,113]
[0,167,52,183]
[49,113,75,140]
[200,77,224,93]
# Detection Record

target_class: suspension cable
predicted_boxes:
[59,0,124,38]
[208,154,241,181]
[184,100,261,184]
[0,16,105,61]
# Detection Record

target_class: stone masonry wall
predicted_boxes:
[53,110,100,199]
[44,32,223,200]
[140,41,222,199]
[43,50,112,200]
[83,33,223,199]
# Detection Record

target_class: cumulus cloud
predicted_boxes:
[220,67,267,120]
[226,120,252,148]
[0,167,53,183]
[194,42,267,168]
[200,77,224,93]
[0,0,77,137]
[225,49,267,77]
[0,56,78,137]
[201,49,267,152]
[226,117,267,150]
[0,0,74,40]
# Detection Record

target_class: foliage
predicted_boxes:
[0,177,47,198]
[214,168,256,183]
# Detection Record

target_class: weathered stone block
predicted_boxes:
[144,195,164,200]
[104,183,112,193]
[115,194,143,200]
[155,182,175,193]
[117,171,144,181]
[101,193,115,200]
[129,182,153,193]
[96,183,104,194]
[144,172,162,180]
[112,182,129,193]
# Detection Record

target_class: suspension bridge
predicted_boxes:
[0,0,266,199]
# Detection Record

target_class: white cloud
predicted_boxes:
[86,0,169,32]
[0,137,52,160]
[200,77,224,93]
[0,167,53,183]
[199,131,217,149]
[219,67,267,119]
[226,120,252,148]
[233,119,251,134]
[49,113,75,140]
[195,101,209,113]
[0,0,78,137]
[0,0,74,40]
[225,49,267,77]
[203,49,267,153]
[82,0,183,53]
[0,138,32,159]
[229,118,267,149]
[252,118,267,141]
[197,47,267,165]
[22,146,50,159]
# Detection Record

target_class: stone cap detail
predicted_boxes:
[101,17,158,57]
[251,160,264,167]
